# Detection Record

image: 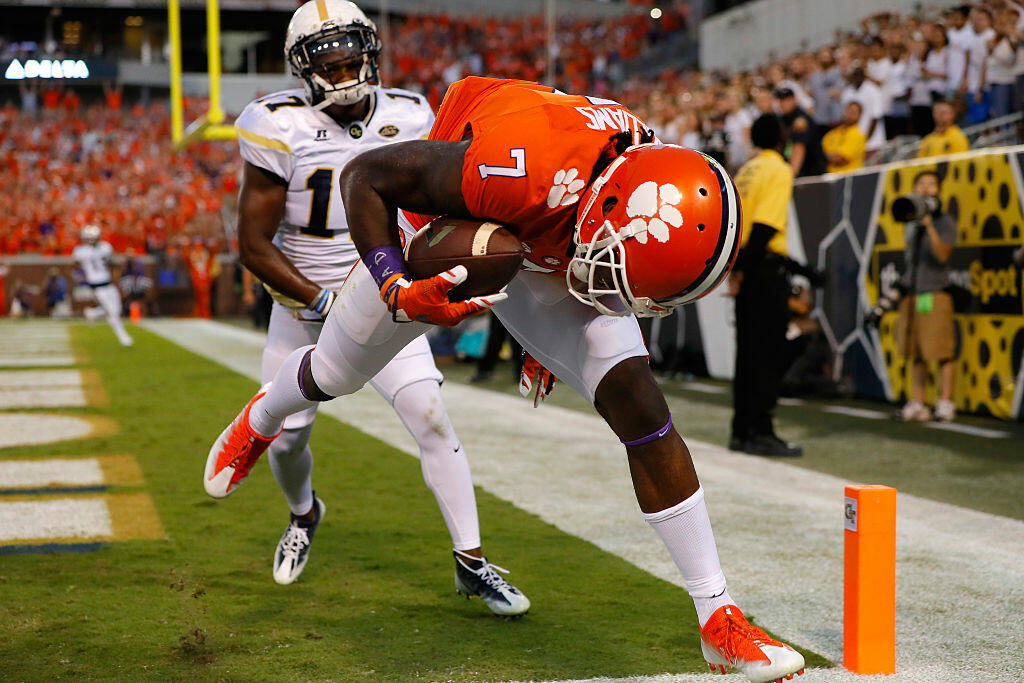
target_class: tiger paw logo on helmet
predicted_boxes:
[547,168,586,208]
[624,181,683,244]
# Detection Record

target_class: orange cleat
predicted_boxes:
[204,387,281,498]
[700,605,805,683]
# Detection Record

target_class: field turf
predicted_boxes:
[0,323,830,680]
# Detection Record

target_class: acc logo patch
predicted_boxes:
[349,124,363,139]
[378,124,400,138]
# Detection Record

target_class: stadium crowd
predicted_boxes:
[387,8,688,108]
[4,3,1022,256]
[626,1,1024,175]
[0,94,238,256]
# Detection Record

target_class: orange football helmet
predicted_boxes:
[567,144,742,318]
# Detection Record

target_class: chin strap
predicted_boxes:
[621,416,673,447]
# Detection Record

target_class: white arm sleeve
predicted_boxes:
[234,101,296,182]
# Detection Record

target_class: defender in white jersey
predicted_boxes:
[206,0,528,615]
[72,224,133,347]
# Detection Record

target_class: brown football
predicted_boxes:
[405,217,524,301]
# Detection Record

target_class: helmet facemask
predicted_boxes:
[567,153,673,318]
[289,24,380,109]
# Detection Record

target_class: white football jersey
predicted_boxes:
[235,86,434,291]
[72,241,114,285]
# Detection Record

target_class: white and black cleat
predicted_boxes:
[453,548,530,617]
[272,495,325,585]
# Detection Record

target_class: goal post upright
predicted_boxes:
[168,0,236,149]
[168,0,184,146]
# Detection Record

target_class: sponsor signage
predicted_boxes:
[871,245,1023,315]
[5,58,91,80]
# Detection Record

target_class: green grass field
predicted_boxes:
[0,324,831,680]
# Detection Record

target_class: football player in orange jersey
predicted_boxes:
[208,77,805,683]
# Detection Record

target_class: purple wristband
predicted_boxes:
[621,416,673,447]
[364,245,406,290]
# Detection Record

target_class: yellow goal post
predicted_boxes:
[168,0,237,149]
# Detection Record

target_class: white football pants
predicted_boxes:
[262,302,480,550]
[87,284,132,346]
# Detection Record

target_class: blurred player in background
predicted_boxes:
[72,224,133,347]
[213,0,529,616]
[209,72,806,682]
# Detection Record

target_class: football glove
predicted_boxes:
[380,265,507,327]
[519,352,557,408]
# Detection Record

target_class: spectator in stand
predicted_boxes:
[983,9,1021,119]
[808,47,845,128]
[918,100,970,157]
[885,42,912,138]
[965,7,996,122]
[842,66,887,156]
[822,101,867,173]
[945,5,974,102]
[103,81,122,111]
[923,23,950,109]
[866,37,894,127]
[907,33,937,136]
[723,88,753,172]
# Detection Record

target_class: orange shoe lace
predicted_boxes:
[703,607,777,664]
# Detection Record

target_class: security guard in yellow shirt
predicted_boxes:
[917,101,969,158]
[728,114,803,457]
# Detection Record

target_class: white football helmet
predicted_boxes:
[285,0,381,109]
[80,224,101,244]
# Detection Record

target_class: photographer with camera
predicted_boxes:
[883,170,958,422]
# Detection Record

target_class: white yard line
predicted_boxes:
[924,422,1013,439]
[0,322,75,368]
[0,498,111,541]
[821,406,889,420]
[144,320,1024,683]
[0,369,87,409]
[0,458,104,489]
[0,414,96,449]
[0,356,76,368]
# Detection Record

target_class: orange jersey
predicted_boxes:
[406,77,651,272]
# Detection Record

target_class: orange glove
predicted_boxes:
[519,352,557,407]
[381,265,507,327]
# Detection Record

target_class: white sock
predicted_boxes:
[643,486,733,628]
[393,381,481,551]
[268,425,315,516]
[249,346,318,438]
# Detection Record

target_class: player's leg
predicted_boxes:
[96,284,132,346]
[261,304,326,584]
[205,262,429,498]
[368,336,529,616]
[495,271,804,682]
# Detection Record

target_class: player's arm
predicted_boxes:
[237,161,331,313]
[339,139,506,326]
[340,139,471,254]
